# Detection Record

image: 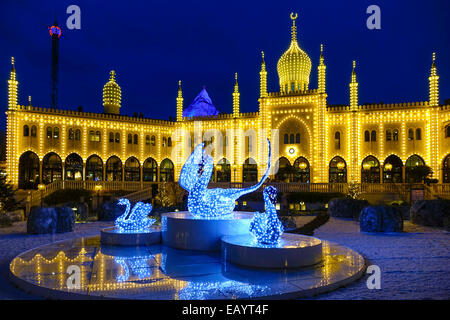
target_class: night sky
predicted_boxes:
[1,0,449,131]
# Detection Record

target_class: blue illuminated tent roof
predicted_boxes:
[183,87,219,118]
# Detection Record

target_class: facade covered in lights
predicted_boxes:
[5,14,450,189]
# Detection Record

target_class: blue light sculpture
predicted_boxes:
[249,186,284,245]
[115,255,154,282]
[115,198,156,232]
[179,139,272,217]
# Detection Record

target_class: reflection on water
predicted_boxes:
[10,236,364,299]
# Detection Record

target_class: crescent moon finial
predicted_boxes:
[290,12,298,20]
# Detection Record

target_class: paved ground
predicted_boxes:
[0,218,448,299]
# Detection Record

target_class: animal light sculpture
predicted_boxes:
[249,186,284,245]
[179,139,272,218]
[115,198,155,232]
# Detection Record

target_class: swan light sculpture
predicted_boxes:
[115,198,156,232]
[179,139,272,217]
[249,186,284,245]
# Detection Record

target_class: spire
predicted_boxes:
[8,57,18,109]
[233,73,240,117]
[103,69,122,114]
[318,44,326,93]
[259,51,268,98]
[176,80,184,121]
[290,12,298,42]
[349,60,359,110]
[429,52,439,106]
[28,96,32,106]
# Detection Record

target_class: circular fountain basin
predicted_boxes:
[100,226,161,246]
[161,211,253,251]
[222,233,322,269]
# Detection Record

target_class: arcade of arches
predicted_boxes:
[17,151,450,188]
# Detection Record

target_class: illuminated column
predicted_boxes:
[103,70,121,115]
[8,57,18,110]
[176,80,183,122]
[349,61,360,181]
[428,53,440,180]
[317,44,326,94]
[259,51,267,98]
[233,73,240,118]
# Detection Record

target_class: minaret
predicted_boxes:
[259,51,268,98]
[176,80,183,121]
[233,73,240,117]
[349,60,358,111]
[102,70,122,114]
[429,52,439,106]
[8,57,18,110]
[318,44,326,93]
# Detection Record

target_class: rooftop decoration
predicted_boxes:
[115,198,155,232]
[103,70,122,114]
[249,186,284,245]
[179,139,272,218]
[182,87,219,118]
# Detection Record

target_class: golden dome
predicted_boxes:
[103,70,121,114]
[277,13,311,93]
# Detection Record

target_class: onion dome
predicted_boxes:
[103,70,122,114]
[277,13,311,93]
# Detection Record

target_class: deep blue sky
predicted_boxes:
[1,0,449,130]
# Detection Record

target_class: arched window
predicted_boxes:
[89,130,95,141]
[243,158,258,182]
[68,128,74,140]
[393,129,399,141]
[124,157,140,181]
[42,152,62,184]
[361,156,380,183]
[386,130,392,141]
[160,159,174,182]
[95,131,101,142]
[31,125,37,137]
[86,155,103,181]
[127,134,132,144]
[23,125,29,137]
[405,155,426,183]
[371,130,376,142]
[334,132,341,149]
[109,132,114,143]
[295,133,300,144]
[216,158,231,182]
[75,129,81,141]
[115,132,120,143]
[168,137,172,147]
[284,134,289,144]
[446,125,450,138]
[329,156,347,183]
[133,134,138,145]
[364,130,370,142]
[383,155,403,183]
[293,157,310,183]
[151,135,156,146]
[162,137,167,147]
[47,127,52,139]
[408,129,414,140]
[18,151,40,189]
[53,127,59,139]
[143,158,157,182]
[274,157,292,182]
[289,134,294,144]
[65,153,83,181]
[145,135,150,145]
[416,128,422,140]
[443,154,450,183]
[106,156,122,181]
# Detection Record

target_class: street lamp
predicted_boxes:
[38,183,45,207]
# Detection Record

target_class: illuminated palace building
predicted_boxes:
[5,14,450,190]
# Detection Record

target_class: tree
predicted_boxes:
[0,172,18,212]
[407,165,433,183]
[155,182,186,207]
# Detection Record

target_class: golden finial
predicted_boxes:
[432,52,436,62]
[235,72,238,81]
[109,70,116,81]
[320,44,323,53]
[178,80,182,87]
[290,12,298,41]
[11,57,15,66]
[353,60,356,69]
[290,12,298,21]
